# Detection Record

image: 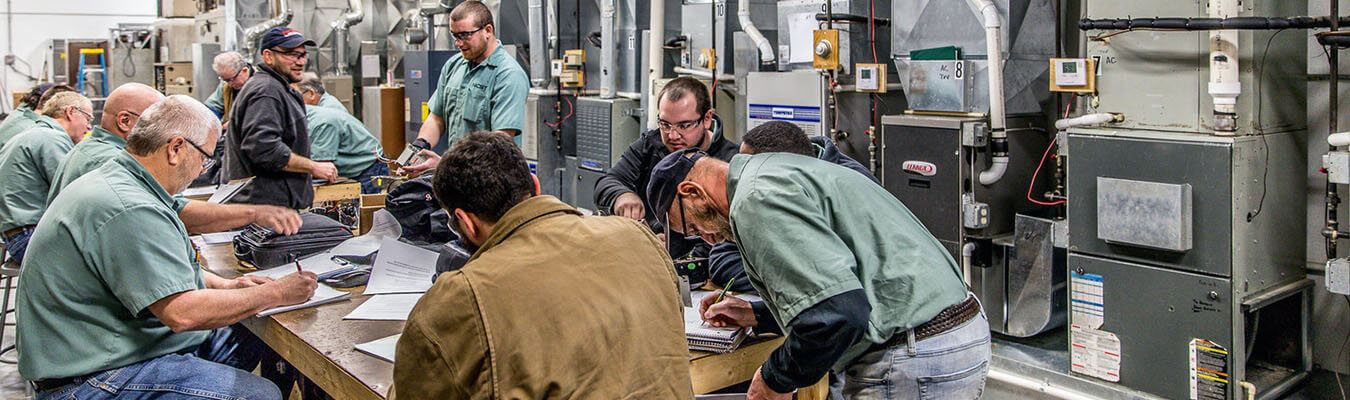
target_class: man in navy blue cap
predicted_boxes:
[647,148,987,400]
[222,26,338,209]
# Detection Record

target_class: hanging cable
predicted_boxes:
[1027,94,1075,206]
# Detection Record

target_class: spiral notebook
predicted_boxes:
[685,307,749,354]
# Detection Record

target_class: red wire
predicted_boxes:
[1026,94,1076,206]
[869,0,877,63]
[545,95,575,128]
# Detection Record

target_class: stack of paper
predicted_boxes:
[685,307,749,354]
[355,333,402,363]
[343,293,423,321]
[258,285,351,317]
[363,238,438,295]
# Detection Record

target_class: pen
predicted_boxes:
[295,260,303,274]
[702,278,737,327]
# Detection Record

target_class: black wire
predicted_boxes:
[122,43,137,78]
[1247,28,1285,222]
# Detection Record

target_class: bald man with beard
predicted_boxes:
[46,83,302,236]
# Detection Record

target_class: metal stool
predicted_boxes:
[0,261,19,364]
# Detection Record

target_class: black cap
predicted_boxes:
[646,148,705,222]
[259,27,315,52]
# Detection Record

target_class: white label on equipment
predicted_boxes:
[1070,325,1121,382]
[1071,272,1105,329]
[1189,339,1229,400]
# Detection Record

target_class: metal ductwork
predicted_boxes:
[331,0,364,76]
[528,0,548,87]
[241,0,294,62]
[599,0,617,97]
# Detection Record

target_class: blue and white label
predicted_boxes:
[1070,272,1105,329]
[749,104,822,123]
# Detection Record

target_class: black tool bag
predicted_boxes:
[233,213,354,269]
[384,173,458,244]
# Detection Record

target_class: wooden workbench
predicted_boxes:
[184,181,362,203]
[200,242,821,399]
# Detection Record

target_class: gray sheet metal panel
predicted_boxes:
[1068,253,1234,400]
[1095,177,1193,252]
[1228,131,1307,299]
[1066,130,1234,277]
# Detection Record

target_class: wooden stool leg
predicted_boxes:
[795,376,830,400]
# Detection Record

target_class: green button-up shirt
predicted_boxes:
[318,93,346,112]
[205,81,227,116]
[46,127,126,205]
[16,151,208,380]
[726,153,968,370]
[0,106,41,152]
[306,104,382,178]
[0,116,73,232]
[427,41,529,147]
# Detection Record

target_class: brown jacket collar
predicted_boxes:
[469,195,580,262]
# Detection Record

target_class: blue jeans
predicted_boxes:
[35,324,287,400]
[355,161,390,194]
[841,308,991,399]
[2,226,34,266]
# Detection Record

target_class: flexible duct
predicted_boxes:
[599,0,617,98]
[331,0,364,76]
[420,3,449,51]
[241,0,294,62]
[739,0,774,65]
[647,0,666,129]
[971,0,1008,185]
[1208,0,1239,134]
[528,0,547,87]
[1054,113,1121,130]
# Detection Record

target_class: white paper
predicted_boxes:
[246,251,349,280]
[257,285,351,317]
[691,290,764,306]
[207,179,252,204]
[200,231,238,245]
[787,12,818,63]
[1070,272,1105,329]
[343,293,423,321]
[328,210,401,256]
[355,333,402,363]
[363,238,438,295]
[1070,325,1121,382]
[181,185,216,198]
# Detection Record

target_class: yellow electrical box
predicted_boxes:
[699,48,716,69]
[561,49,586,87]
[813,29,840,70]
[1049,58,1096,93]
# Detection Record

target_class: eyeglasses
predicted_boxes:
[270,49,308,60]
[172,137,216,171]
[70,107,94,121]
[451,25,487,41]
[219,67,246,83]
[658,115,705,133]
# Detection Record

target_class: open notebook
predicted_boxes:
[685,307,749,354]
[257,285,351,317]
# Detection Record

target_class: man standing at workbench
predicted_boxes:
[401,0,529,177]
[649,148,989,399]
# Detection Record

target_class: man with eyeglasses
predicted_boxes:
[44,84,303,235]
[593,76,740,260]
[401,0,529,177]
[0,83,75,152]
[223,27,338,210]
[0,91,93,266]
[16,95,317,400]
[204,51,251,120]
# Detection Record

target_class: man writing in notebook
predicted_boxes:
[393,130,692,398]
[648,148,989,399]
[16,96,318,399]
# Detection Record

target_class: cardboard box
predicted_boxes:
[358,194,387,235]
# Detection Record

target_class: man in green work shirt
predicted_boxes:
[16,95,317,399]
[649,149,989,400]
[204,51,250,120]
[0,91,92,266]
[294,75,388,193]
[0,84,74,151]
[402,0,528,177]
[45,84,304,236]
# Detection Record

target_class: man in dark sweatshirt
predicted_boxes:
[593,77,739,259]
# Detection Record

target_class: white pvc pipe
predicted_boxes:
[1055,113,1117,130]
[1208,0,1240,134]
[962,242,977,286]
[647,0,665,129]
[738,0,774,64]
[971,0,1008,186]
[673,66,734,82]
[1329,132,1350,147]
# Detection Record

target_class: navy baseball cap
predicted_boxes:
[646,148,706,222]
[259,27,315,51]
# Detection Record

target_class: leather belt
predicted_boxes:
[32,375,83,392]
[877,295,981,350]
[2,226,29,238]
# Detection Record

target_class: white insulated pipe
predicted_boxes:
[331,0,364,76]
[1054,113,1120,130]
[647,0,666,129]
[599,0,618,98]
[1329,132,1350,147]
[971,0,1009,186]
[1208,0,1241,134]
[527,0,548,87]
[738,0,774,64]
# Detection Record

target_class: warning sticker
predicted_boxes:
[1071,272,1105,329]
[1070,325,1121,382]
[1189,339,1229,400]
